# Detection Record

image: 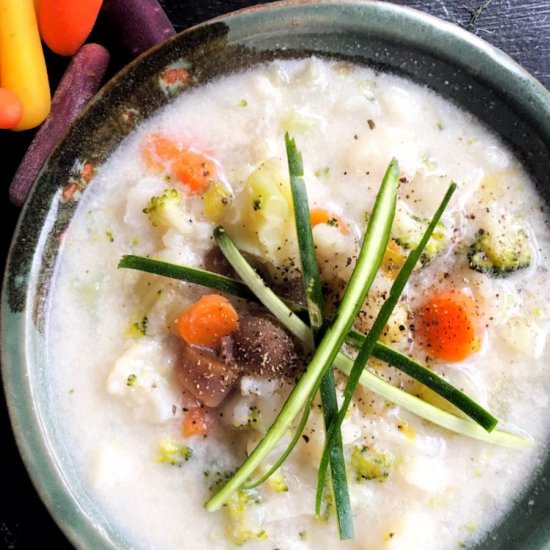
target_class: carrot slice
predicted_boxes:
[181,407,211,437]
[176,294,239,347]
[173,150,216,194]
[310,208,349,234]
[415,290,481,362]
[141,133,181,172]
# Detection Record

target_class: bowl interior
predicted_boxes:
[3,1,550,548]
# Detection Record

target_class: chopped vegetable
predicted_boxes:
[37,0,103,56]
[468,227,532,277]
[143,188,186,232]
[203,182,231,223]
[351,445,394,482]
[0,88,23,129]
[392,203,447,265]
[0,0,51,130]
[176,294,239,348]
[156,437,192,466]
[286,134,352,539]
[9,44,110,206]
[176,341,239,407]
[181,407,211,438]
[102,0,175,57]
[225,490,267,546]
[310,208,349,234]
[173,150,216,195]
[266,471,288,493]
[142,134,181,173]
[415,290,481,362]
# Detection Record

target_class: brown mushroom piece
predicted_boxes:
[175,339,240,408]
[232,314,301,379]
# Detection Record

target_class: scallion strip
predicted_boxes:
[286,133,352,539]
[316,182,458,512]
[118,255,256,302]
[206,159,399,512]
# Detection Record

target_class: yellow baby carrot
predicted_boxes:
[0,0,51,130]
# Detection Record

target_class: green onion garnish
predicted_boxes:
[286,133,352,539]
[316,182,458,511]
[206,159,399,512]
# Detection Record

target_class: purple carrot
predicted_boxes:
[102,0,176,57]
[9,43,110,206]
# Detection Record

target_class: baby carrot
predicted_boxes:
[0,88,23,129]
[310,208,349,234]
[0,0,51,130]
[176,294,239,348]
[37,0,103,56]
[141,133,181,172]
[415,289,482,362]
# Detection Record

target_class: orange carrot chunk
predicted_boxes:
[141,133,181,172]
[173,150,216,195]
[181,407,211,438]
[0,88,23,129]
[415,290,481,363]
[37,0,103,56]
[176,294,239,348]
[310,208,349,234]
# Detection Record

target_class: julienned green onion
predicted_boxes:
[206,159,400,512]
[286,133,352,539]
[316,182,458,510]
[118,256,500,433]
[118,255,257,302]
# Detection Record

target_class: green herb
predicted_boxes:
[351,445,394,482]
[316,182,458,511]
[206,159,399,513]
[436,120,445,131]
[126,373,137,387]
[252,198,262,211]
[286,133,352,539]
[106,229,115,242]
[238,99,248,108]
[314,167,330,178]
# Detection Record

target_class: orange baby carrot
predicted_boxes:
[0,88,23,129]
[176,294,239,348]
[37,0,103,56]
[141,133,181,172]
[415,289,482,363]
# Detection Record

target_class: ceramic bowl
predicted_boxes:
[3,1,550,548]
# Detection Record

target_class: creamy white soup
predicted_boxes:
[47,58,550,550]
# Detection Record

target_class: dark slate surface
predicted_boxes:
[0,1,548,548]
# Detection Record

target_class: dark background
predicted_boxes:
[1,1,549,548]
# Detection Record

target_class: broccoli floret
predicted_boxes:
[142,188,187,232]
[225,490,267,546]
[351,445,394,482]
[392,204,447,266]
[156,437,192,467]
[468,228,532,277]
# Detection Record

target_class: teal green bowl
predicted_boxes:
[3,1,550,548]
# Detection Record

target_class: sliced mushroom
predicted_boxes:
[175,340,240,407]
[232,314,301,379]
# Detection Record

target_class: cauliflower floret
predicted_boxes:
[107,337,181,423]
